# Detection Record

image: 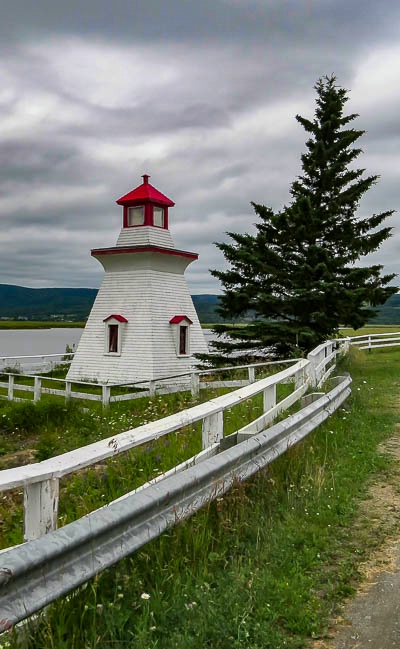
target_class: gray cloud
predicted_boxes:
[0,0,399,293]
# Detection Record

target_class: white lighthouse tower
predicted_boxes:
[67,174,208,385]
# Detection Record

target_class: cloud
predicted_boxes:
[0,0,399,293]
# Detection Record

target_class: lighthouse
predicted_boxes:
[66,175,208,385]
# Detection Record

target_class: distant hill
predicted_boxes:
[369,292,400,324]
[0,285,98,321]
[191,294,224,323]
[0,284,224,323]
[0,284,398,325]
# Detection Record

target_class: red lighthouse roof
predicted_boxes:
[116,174,175,207]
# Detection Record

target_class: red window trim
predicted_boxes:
[122,204,169,229]
[103,314,128,323]
[169,315,193,325]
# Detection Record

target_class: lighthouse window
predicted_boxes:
[153,206,164,228]
[108,324,119,353]
[127,206,144,226]
[170,315,192,357]
[179,326,188,355]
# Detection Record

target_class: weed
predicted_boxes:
[3,347,400,648]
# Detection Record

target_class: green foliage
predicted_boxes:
[0,400,77,436]
[0,286,226,325]
[204,76,396,363]
[0,285,97,321]
[5,347,400,648]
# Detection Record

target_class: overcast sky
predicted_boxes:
[1,0,399,294]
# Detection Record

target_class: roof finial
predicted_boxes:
[142,174,150,184]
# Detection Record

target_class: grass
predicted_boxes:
[339,324,400,337]
[1,321,400,332]
[0,321,85,330]
[0,367,295,548]
[2,347,400,648]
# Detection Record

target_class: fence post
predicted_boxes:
[368,335,372,352]
[306,354,318,388]
[149,381,156,397]
[263,384,276,412]
[24,478,59,541]
[33,377,42,402]
[65,380,72,401]
[248,366,255,383]
[102,385,110,407]
[202,411,224,449]
[294,367,305,389]
[8,375,14,401]
[191,372,200,398]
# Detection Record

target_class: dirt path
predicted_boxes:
[312,432,400,649]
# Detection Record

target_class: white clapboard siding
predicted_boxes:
[67,267,207,384]
[116,226,175,248]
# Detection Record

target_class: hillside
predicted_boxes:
[369,292,400,324]
[0,285,98,321]
[0,284,224,324]
[0,284,398,325]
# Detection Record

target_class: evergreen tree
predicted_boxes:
[202,76,396,363]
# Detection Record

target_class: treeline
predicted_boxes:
[368,292,400,324]
[0,284,398,325]
[0,285,98,321]
[0,284,225,324]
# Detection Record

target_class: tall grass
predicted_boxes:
[2,347,400,648]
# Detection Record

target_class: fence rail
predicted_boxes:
[345,330,400,351]
[0,369,350,630]
[0,339,343,629]
[0,359,313,542]
[0,358,301,406]
[0,352,73,374]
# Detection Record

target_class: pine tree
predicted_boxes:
[202,76,396,363]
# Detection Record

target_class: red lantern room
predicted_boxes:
[67,172,208,386]
[116,174,175,230]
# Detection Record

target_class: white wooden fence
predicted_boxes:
[345,330,400,350]
[0,352,73,374]
[0,370,351,629]
[0,357,301,406]
[1,332,396,406]
[0,340,338,545]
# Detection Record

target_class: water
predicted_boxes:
[0,328,83,368]
[0,328,216,359]
[0,328,216,372]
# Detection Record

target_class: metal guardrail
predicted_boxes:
[0,373,351,630]
[0,359,311,542]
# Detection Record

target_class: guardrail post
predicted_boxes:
[191,373,200,398]
[248,366,255,383]
[8,375,14,401]
[202,411,224,449]
[102,385,110,407]
[65,380,72,401]
[263,384,276,412]
[24,478,59,541]
[33,377,42,402]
